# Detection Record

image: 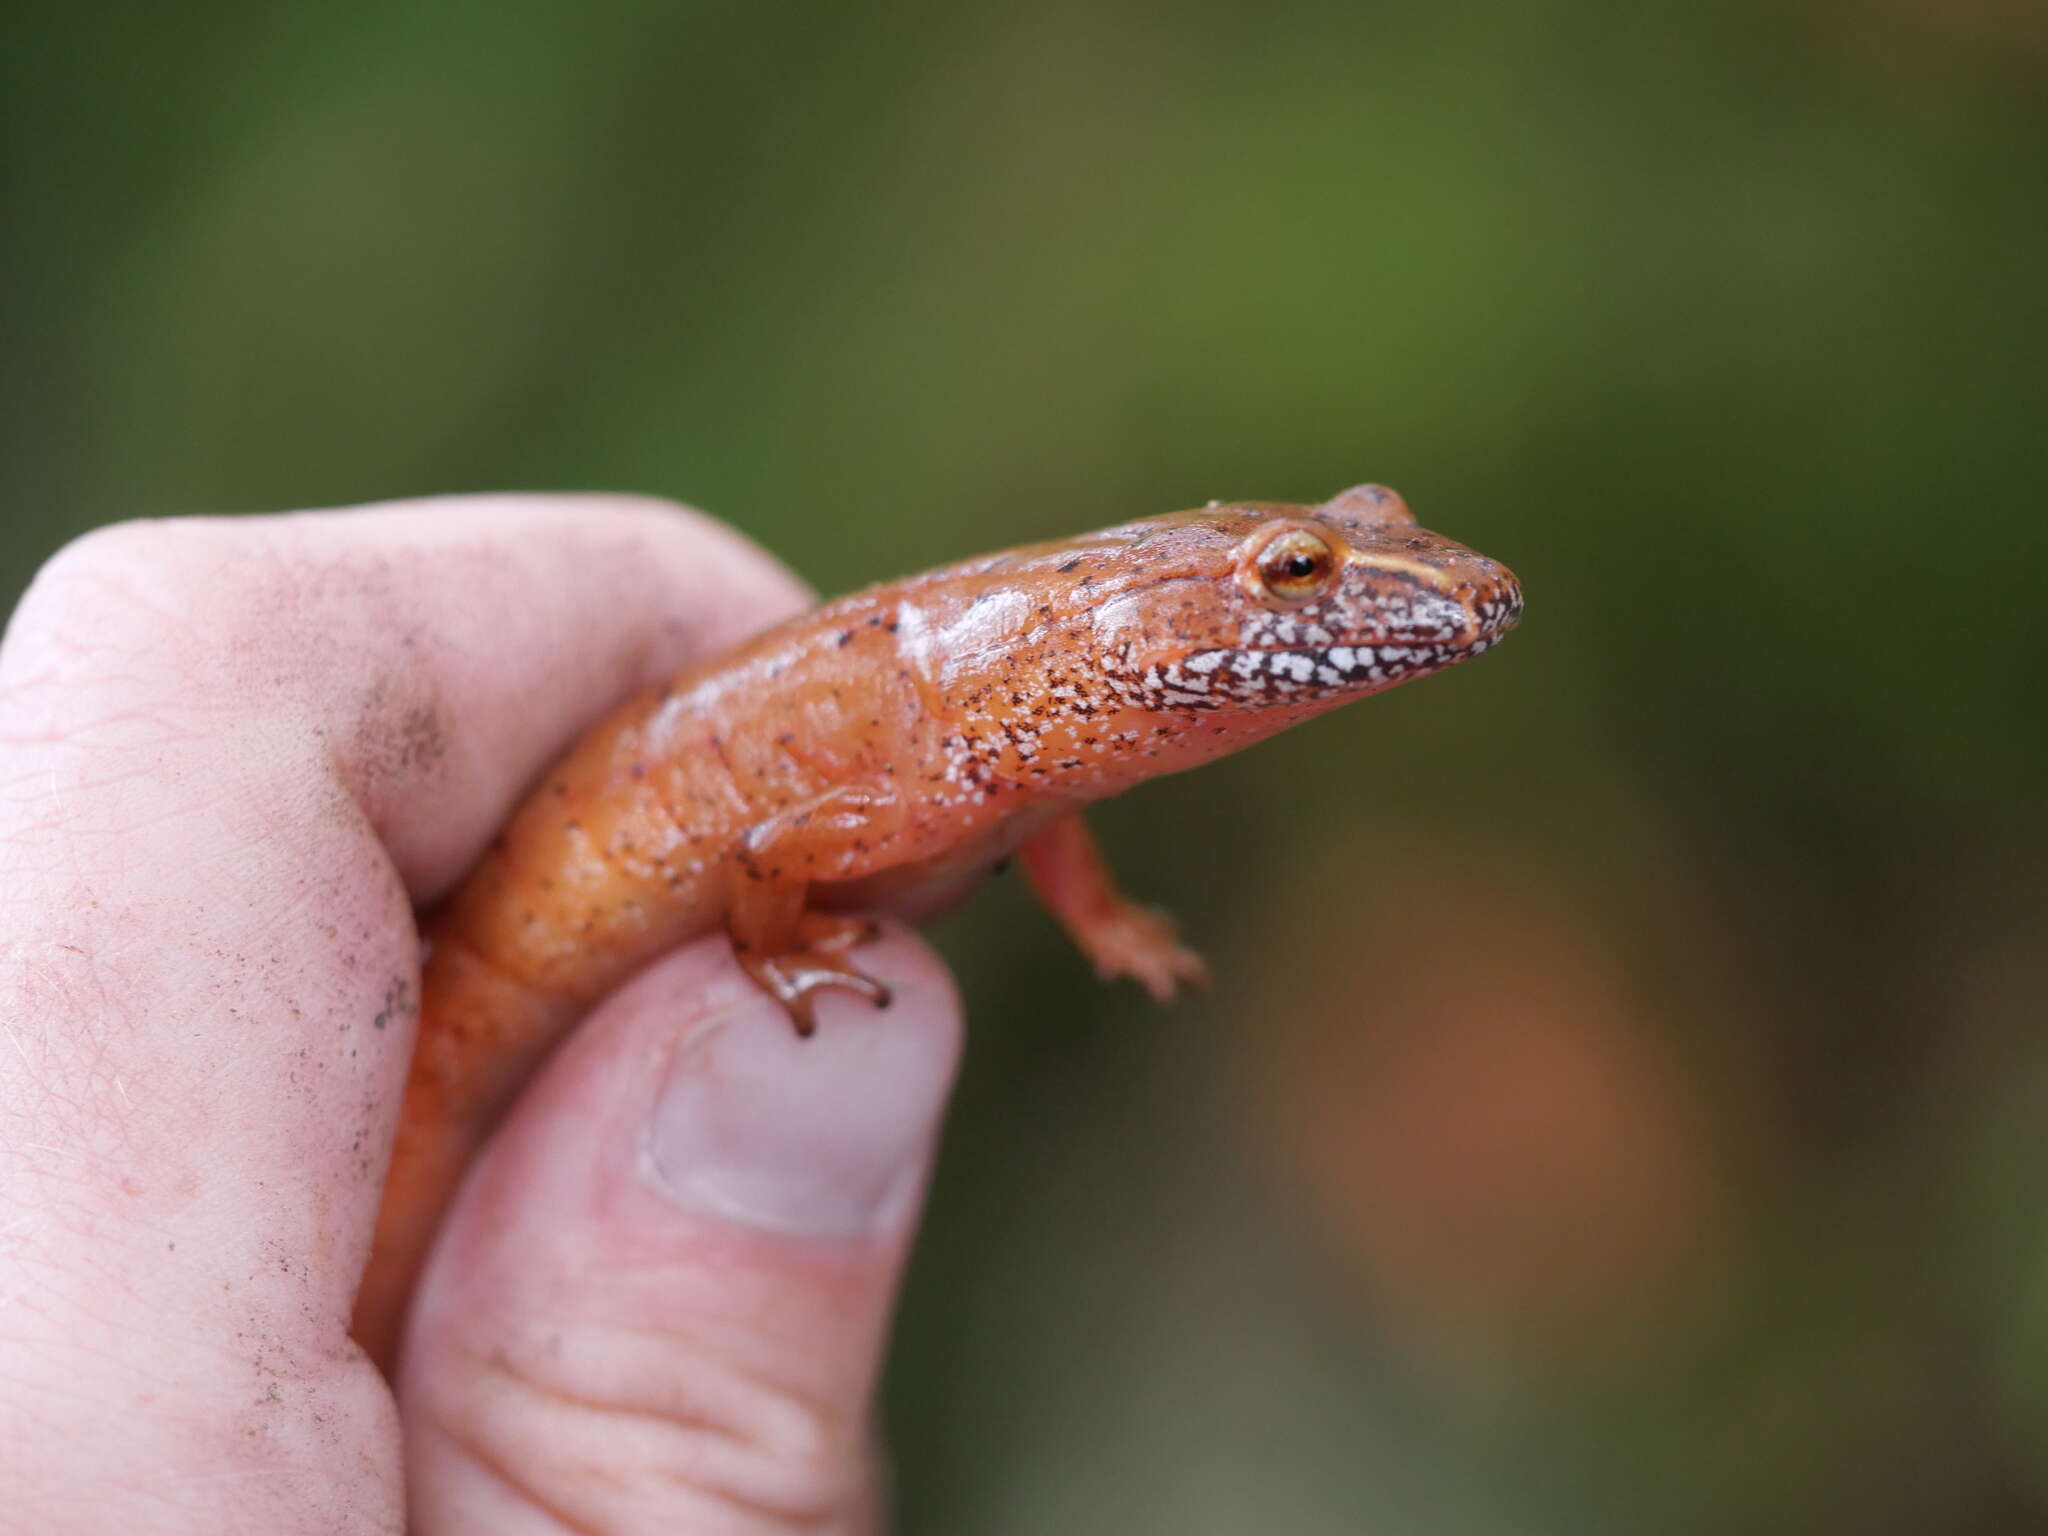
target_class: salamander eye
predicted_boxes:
[1243,525,1340,608]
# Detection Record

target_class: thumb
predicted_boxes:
[396,923,961,1534]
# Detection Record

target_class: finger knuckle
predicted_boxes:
[11,518,251,677]
[17,520,160,635]
[440,1330,866,1531]
[4,518,350,742]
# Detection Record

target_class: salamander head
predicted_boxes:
[1085,484,1523,716]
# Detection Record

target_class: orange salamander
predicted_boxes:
[354,483,1523,1364]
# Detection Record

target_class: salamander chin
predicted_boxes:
[1135,630,1508,711]
[1169,638,1485,704]
[1112,570,1522,713]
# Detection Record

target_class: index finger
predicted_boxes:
[0,495,809,1520]
[8,493,811,895]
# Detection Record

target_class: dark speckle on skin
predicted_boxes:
[346,677,453,810]
[369,975,412,1031]
[392,702,448,773]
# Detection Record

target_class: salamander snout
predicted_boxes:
[1336,537,1523,662]
[1459,561,1524,655]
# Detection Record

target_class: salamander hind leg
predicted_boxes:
[725,787,900,1037]
[731,896,890,1038]
[1019,812,1211,1002]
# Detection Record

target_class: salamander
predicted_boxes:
[353,483,1523,1364]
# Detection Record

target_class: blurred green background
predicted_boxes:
[6,0,2047,1529]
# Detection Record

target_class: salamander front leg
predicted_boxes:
[725,785,899,1036]
[1019,812,1210,1001]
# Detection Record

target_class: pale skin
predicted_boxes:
[0,496,960,1534]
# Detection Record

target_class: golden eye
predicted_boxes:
[1246,526,1339,607]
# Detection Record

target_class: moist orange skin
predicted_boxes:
[354,484,1523,1365]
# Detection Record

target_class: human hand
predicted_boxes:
[0,496,963,1534]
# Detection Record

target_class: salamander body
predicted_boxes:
[355,484,1523,1363]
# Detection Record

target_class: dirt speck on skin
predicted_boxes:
[368,975,413,1033]
[391,700,449,775]
[340,667,458,835]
